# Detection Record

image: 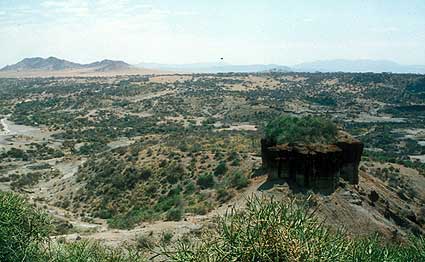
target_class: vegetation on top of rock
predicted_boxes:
[265,115,338,144]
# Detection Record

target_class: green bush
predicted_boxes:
[187,201,211,215]
[214,161,227,176]
[0,191,51,262]
[166,206,184,221]
[155,194,182,213]
[216,187,234,203]
[184,181,196,195]
[10,172,42,188]
[197,173,215,189]
[265,115,337,144]
[135,235,154,250]
[2,147,29,160]
[161,231,174,244]
[108,208,157,229]
[227,171,249,189]
[94,209,113,219]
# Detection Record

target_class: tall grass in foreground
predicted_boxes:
[0,191,51,262]
[46,241,146,262]
[163,196,425,262]
[0,191,147,262]
[2,191,425,261]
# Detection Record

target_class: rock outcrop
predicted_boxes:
[261,131,363,193]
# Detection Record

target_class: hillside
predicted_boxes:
[1,57,82,71]
[87,59,132,72]
[1,72,425,260]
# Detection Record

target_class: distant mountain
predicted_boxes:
[1,57,83,71]
[86,59,132,72]
[1,57,132,72]
[293,59,425,74]
[3,57,424,76]
[0,57,167,78]
[136,62,291,73]
[138,60,425,74]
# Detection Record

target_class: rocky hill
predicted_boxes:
[0,57,166,77]
[1,57,83,71]
[0,57,132,72]
[86,59,132,72]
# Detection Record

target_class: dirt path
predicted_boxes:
[0,118,11,135]
[0,118,16,140]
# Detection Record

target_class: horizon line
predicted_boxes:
[3,56,425,69]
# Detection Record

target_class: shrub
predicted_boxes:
[3,147,29,160]
[162,162,186,184]
[216,187,234,203]
[108,208,157,229]
[197,173,215,189]
[95,209,113,219]
[136,235,154,250]
[166,206,184,221]
[10,172,42,188]
[0,191,51,262]
[227,171,249,189]
[184,181,196,195]
[161,231,174,244]
[78,142,108,155]
[227,151,239,161]
[155,194,182,213]
[214,161,227,176]
[265,115,337,144]
[186,201,210,215]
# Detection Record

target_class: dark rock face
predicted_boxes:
[336,140,364,184]
[261,132,363,193]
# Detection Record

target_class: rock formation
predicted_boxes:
[261,131,363,193]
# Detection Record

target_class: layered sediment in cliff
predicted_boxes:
[261,131,363,193]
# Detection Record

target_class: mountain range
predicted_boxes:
[292,59,425,74]
[0,57,162,77]
[138,60,425,74]
[1,57,424,77]
[136,62,292,73]
[1,57,132,72]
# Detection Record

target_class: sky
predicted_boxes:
[0,0,424,67]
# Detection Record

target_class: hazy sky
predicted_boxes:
[0,0,424,66]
